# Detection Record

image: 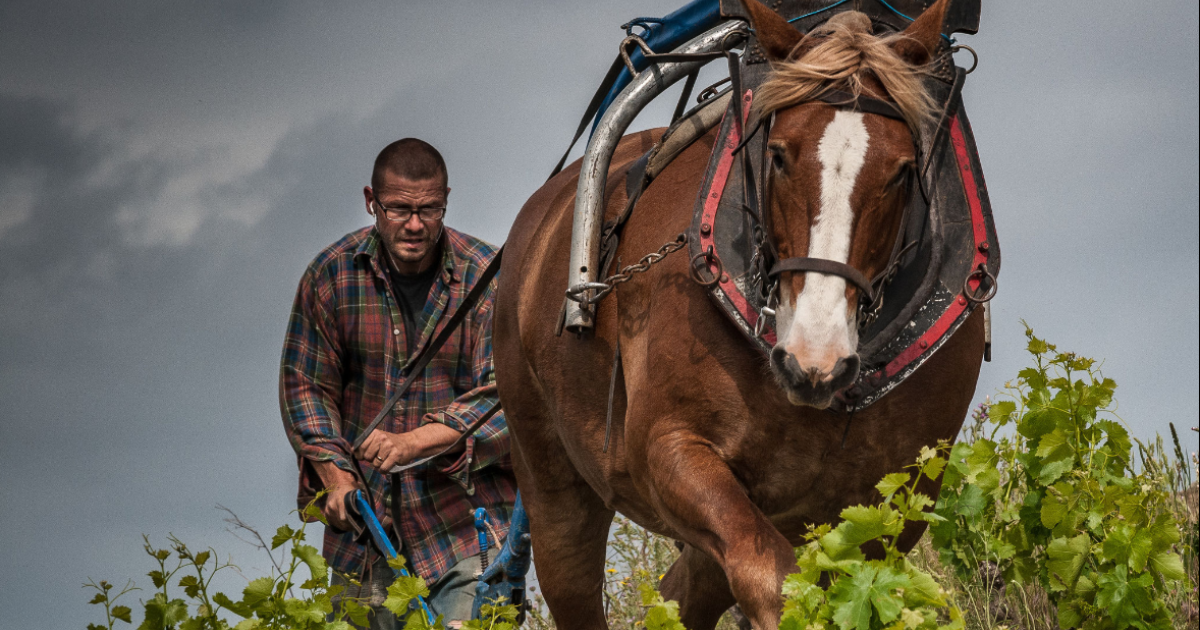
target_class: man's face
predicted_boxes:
[364,174,448,273]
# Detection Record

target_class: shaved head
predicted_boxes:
[371,137,447,190]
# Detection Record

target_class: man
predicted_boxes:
[280,138,515,628]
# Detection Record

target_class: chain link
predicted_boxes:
[565,234,688,307]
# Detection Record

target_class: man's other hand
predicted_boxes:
[354,424,463,472]
[312,460,359,532]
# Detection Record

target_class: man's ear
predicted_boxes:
[738,0,803,62]
[363,186,375,216]
[891,0,951,66]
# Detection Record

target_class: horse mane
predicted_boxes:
[753,11,935,135]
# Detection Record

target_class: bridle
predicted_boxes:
[742,87,921,337]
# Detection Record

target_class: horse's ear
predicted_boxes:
[892,0,951,66]
[739,0,803,61]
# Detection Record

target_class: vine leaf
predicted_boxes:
[1045,534,1089,592]
[829,564,909,630]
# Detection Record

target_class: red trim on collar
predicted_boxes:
[697,90,778,346]
[880,114,988,379]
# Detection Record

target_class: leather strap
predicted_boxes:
[350,247,504,452]
[548,58,628,180]
[768,257,875,301]
[816,89,907,122]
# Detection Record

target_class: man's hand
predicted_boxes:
[354,423,463,472]
[312,460,359,532]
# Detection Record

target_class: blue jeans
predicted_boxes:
[330,549,496,629]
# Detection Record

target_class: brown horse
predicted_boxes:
[494,1,983,627]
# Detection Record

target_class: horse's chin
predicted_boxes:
[784,388,835,409]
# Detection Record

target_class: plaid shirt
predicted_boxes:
[280,225,515,582]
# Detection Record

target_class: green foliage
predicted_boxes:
[931,325,1193,629]
[780,446,964,630]
[85,495,447,630]
[90,329,1198,630]
[639,584,689,630]
[521,516,745,630]
[459,600,522,630]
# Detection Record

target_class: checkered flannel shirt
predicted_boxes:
[280,225,515,582]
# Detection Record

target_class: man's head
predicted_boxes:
[363,138,450,274]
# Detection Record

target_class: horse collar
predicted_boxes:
[688,59,1001,413]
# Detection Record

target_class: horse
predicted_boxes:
[493,0,984,627]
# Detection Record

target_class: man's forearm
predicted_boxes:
[313,459,358,490]
[408,422,464,458]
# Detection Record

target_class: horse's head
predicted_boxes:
[739,0,949,408]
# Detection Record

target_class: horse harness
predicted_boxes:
[569,18,1000,415]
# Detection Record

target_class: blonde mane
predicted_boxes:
[753,11,935,135]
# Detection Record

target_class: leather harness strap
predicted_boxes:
[815,89,908,122]
[768,257,875,301]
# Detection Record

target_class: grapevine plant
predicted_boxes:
[87,327,1195,629]
[779,447,964,630]
[930,326,1191,629]
[85,498,521,630]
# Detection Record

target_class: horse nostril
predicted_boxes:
[770,346,788,370]
[771,347,804,384]
[830,354,861,388]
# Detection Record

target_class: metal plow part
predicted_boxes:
[564,19,746,333]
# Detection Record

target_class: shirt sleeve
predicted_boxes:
[426,280,510,491]
[279,263,357,506]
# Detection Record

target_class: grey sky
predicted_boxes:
[1,1,1196,627]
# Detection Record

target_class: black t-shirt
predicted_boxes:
[385,260,438,356]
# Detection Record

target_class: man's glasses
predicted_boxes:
[372,201,446,223]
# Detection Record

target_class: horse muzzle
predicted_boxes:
[769,347,861,409]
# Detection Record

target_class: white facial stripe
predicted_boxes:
[782,110,869,361]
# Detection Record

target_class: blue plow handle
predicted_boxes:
[470,492,532,620]
[350,490,437,626]
[592,0,724,134]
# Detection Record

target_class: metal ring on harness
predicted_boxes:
[696,76,731,103]
[951,45,978,74]
[689,245,724,287]
[565,282,614,306]
[962,262,997,304]
[619,36,657,78]
[564,282,614,307]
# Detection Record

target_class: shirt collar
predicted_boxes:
[354,227,460,284]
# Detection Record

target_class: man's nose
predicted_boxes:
[402,214,425,232]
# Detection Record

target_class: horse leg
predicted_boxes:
[505,417,614,629]
[522,480,613,628]
[660,543,737,630]
[644,435,794,629]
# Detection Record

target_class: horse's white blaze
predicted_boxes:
[778,110,869,371]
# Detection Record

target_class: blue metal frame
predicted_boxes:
[351,490,437,625]
[470,492,532,619]
[592,0,723,134]
[349,489,533,623]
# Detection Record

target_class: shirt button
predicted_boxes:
[393,328,401,336]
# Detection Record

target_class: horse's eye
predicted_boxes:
[770,147,786,171]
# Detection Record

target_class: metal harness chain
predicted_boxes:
[565,234,688,307]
